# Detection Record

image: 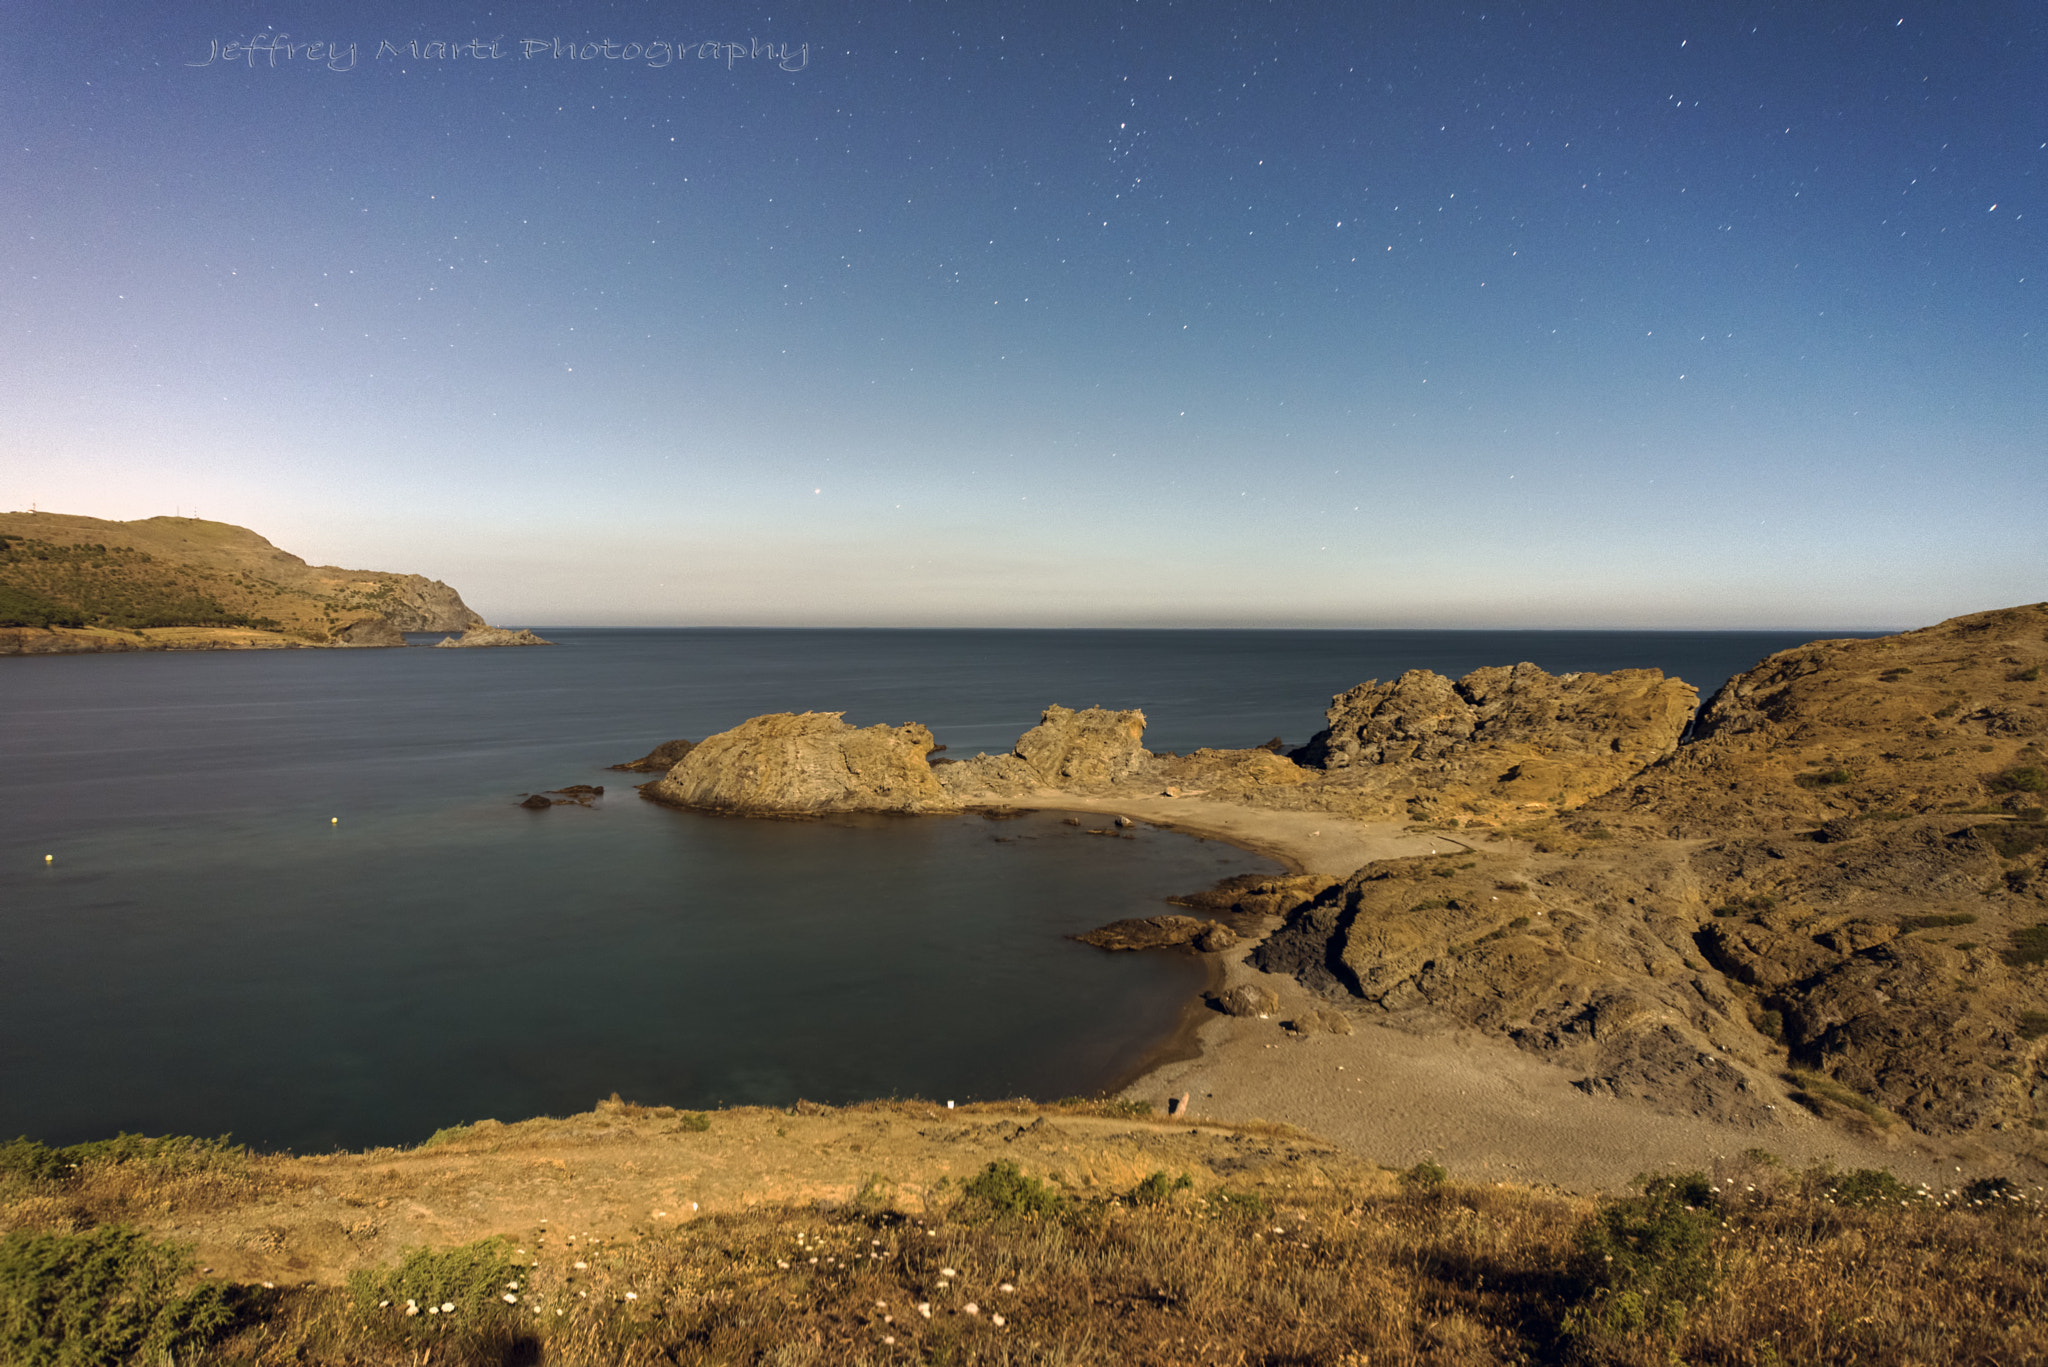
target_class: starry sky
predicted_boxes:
[3,2,2042,627]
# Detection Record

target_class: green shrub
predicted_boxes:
[676,1111,712,1132]
[2016,1011,2048,1042]
[2011,666,2042,683]
[1129,1172,1193,1207]
[1562,1173,1720,1345]
[0,1226,239,1366]
[2003,924,2048,968]
[0,1133,243,1194]
[348,1238,527,1349]
[1817,1168,1922,1209]
[1992,765,2048,794]
[1399,1160,1449,1193]
[958,1160,1063,1219]
[1787,1070,1896,1127]
[1795,768,1856,788]
[1207,1188,1273,1219]
[1899,912,1978,932]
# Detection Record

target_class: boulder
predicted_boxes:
[1287,1007,1353,1036]
[1214,984,1280,1018]
[640,711,957,815]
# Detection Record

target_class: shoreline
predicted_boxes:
[981,793,1977,1193]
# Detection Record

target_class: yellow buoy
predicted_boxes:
[331,817,339,825]
[44,854,53,863]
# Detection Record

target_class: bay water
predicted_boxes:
[1,627,1858,1152]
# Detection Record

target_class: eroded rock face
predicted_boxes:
[1015,705,1150,785]
[331,618,405,648]
[370,575,487,633]
[935,704,1155,799]
[642,712,957,815]
[1288,663,1697,819]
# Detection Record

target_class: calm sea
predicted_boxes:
[1,627,1860,1152]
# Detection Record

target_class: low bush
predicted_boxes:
[0,1225,239,1365]
[1128,1172,1192,1207]
[2003,923,2048,968]
[957,1160,1062,1219]
[1899,912,1978,932]
[1562,1172,1720,1345]
[1993,765,2048,794]
[347,1237,530,1354]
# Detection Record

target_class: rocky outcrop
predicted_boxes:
[1587,602,2048,835]
[1076,915,1239,952]
[641,712,957,816]
[610,739,697,773]
[332,618,406,648]
[935,705,1155,799]
[434,626,552,648]
[366,575,485,633]
[1288,663,1697,820]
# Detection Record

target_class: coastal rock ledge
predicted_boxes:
[641,711,956,815]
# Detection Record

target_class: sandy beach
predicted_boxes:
[992,795,1977,1195]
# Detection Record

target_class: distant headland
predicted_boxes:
[0,510,547,654]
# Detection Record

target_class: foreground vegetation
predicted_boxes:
[4,1128,2045,1366]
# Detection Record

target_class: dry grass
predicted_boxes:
[8,1159,2017,1366]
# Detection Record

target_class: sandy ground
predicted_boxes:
[994,793,1496,877]
[978,795,1985,1195]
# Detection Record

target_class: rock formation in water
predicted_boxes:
[434,626,552,647]
[641,711,957,815]
[610,739,698,772]
[1076,915,1240,952]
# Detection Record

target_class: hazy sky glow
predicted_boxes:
[3,2,2042,627]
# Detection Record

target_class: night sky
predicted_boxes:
[4,2,2042,627]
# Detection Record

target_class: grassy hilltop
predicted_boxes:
[2,1100,2044,1366]
[0,511,483,648]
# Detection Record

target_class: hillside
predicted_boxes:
[0,511,484,650]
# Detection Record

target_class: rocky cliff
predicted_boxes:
[1251,605,2048,1143]
[0,511,487,649]
[1285,662,1698,822]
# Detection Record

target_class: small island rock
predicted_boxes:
[435,626,553,648]
[641,711,957,815]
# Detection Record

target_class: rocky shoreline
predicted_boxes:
[617,603,2048,1182]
